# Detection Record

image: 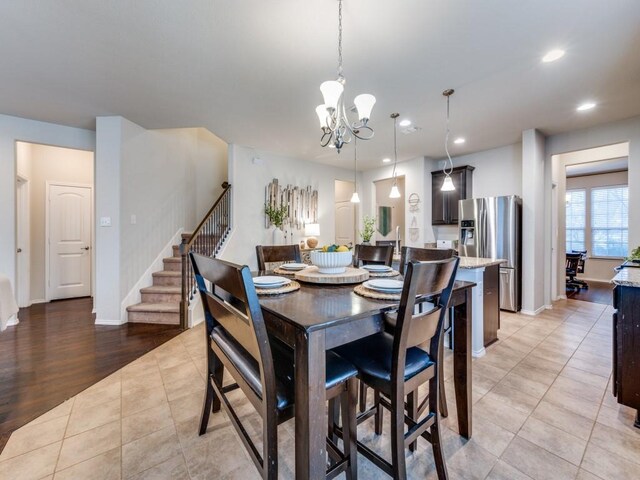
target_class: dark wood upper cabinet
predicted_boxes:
[431,165,474,225]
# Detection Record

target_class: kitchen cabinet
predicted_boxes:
[431,165,474,225]
[611,272,640,428]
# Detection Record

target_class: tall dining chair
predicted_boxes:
[353,244,394,268]
[256,244,302,271]
[335,257,459,479]
[191,253,359,480]
[398,246,456,275]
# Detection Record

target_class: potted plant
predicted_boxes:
[628,246,640,263]
[264,203,288,244]
[360,215,375,245]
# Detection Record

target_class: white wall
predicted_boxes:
[545,115,640,302]
[223,144,355,270]
[428,143,523,240]
[522,129,546,314]
[361,157,428,248]
[95,117,228,324]
[566,170,628,281]
[0,114,95,297]
[19,143,94,301]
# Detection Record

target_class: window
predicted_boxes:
[565,189,586,252]
[591,186,628,257]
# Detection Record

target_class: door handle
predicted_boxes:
[81,246,90,251]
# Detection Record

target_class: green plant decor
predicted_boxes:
[264,204,288,230]
[360,215,376,243]
[628,246,640,262]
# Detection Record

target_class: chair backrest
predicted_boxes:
[376,240,401,249]
[353,244,394,267]
[399,246,456,275]
[392,258,459,382]
[190,252,277,409]
[572,250,587,273]
[566,252,581,274]
[256,244,302,271]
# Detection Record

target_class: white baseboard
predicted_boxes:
[120,228,184,323]
[521,305,546,316]
[6,314,19,327]
[95,318,127,326]
[29,298,46,305]
[556,294,567,300]
[545,304,553,310]
[472,347,486,358]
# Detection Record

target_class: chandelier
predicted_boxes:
[316,0,376,153]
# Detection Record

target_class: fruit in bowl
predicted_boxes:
[311,246,353,274]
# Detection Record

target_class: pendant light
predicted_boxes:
[441,89,456,192]
[389,113,401,198]
[350,135,360,203]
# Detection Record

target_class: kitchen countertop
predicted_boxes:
[458,257,506,269]
[612,267,640,287]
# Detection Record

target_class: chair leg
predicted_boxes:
[407,389,418,452]
[374,389,383,435]
[211,352,224,413]
[359,382,368,413]
[341,378,359,480]
[438,339,448,418]
[429,376,449,480]
[328,398,339,445]
[199,378,214,436]
[390,390,407,480]
[263,412,279,480]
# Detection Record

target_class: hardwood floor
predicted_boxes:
[566,280,613,305]
[0,297,181,452]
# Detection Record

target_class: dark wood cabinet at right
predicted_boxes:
[431,165,474,225]
[612,279,640,428]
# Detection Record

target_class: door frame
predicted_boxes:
[45,181,94,302]
[16,175,30,307]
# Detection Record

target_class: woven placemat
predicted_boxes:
[354,284,401,301]
[273,266,306,276]
[368,270,400,278]
[256,280,301,296]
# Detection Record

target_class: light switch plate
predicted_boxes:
[130,214,136,225]
[100,216,112,227]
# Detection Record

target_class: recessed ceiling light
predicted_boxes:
[399,119,411,127]
[454,137,466,144]
[542,49,565,63]
[577,102,596,112]
[382,158,391,163]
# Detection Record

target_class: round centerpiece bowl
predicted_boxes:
[310,250,353,274]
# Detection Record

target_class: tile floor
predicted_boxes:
[1,298,639,479]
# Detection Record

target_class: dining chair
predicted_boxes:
[191,252,359,480]
[353,244,394,267]
[256,244,302,271]
[357,246,455,421]
[334,257,459,479]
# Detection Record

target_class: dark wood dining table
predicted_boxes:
[258,276,475,480]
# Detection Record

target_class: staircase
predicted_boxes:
[126,234,190,325]
[126,182,232,327]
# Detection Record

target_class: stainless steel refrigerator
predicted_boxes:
[458,195,522,312]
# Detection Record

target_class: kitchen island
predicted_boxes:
[456,257,505,357]
[611,266,640,427]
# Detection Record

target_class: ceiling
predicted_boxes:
[1,1,639,170]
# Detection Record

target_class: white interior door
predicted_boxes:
[335,202,355,246]
[16,177,30,307]
[48,184,92,300]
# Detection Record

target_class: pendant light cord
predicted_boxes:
[444,94,454,176]
[392,115,398,182]
[354,136,358,187]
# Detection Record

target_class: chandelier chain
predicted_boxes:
[337,0,343,78]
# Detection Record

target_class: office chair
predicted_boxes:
[566,252,587,291]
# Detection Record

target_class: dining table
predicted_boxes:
[257,274,475,480]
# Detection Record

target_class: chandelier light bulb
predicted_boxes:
[316,105,329,129]
[354,94,376,121]
[320,81,344,111]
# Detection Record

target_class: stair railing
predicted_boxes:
[180,182,232,328]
